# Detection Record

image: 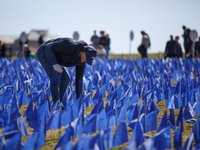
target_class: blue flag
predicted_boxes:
[37,101,50,121]
[169,109,175,128]
[139,136,154,150]
[193,100,200,115]
[104,127,113,148]
[50,100,61,115]
[16,89,27,108]
[175,105,183,132]
[55,125,73,150]
[193,116,200,148]
[157,110,168,132]
[97,109,107,130]
[89,134,100,149]
[82,92,92,108]
[62,140,72,150]
[71,117,82,138]
[127,103,138,123]
[129,121,145,148]
[183,101,196,120]
[23,128,39,150]
[5,132,21,150]
[3,116,28,137]
[72,133,91,150]
[28,105,39,130]
[118,104,128,124]
[174,124,182,150]
[167,94,181,109]
[0,107,10,128]
[146,100,160,115]
[145,111,157,133]
[60,106,72,127]
[91,100,104,115]
[10,97,21,122]
[82,113,97,134]
[46,110,61,131]
[113,122,128,147]
[129,93,138,105]
[25,98,34,119]
[50,73,63,85]
[37,111,46,149]
[154,126,171,150]
[72,97,82,120]
[183,133,194,150]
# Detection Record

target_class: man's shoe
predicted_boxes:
[61,106,65,110]
[60,102,65,110]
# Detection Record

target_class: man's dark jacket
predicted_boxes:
[42,37,87,98]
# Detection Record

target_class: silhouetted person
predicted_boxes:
[164,34,176,58]
[17,44,30,59]
[174,36,183,58]
[104,34,110,58]
[195,37,200,58]
[90,30,99,49]
[96,44,107,58]
[99,30,106,47]
[38,32,44,46]
[182,25,192,57]
[0,40,6,58]
[138,31,150,58]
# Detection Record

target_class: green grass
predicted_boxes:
[109,52,186,60]
[0,80,195,150]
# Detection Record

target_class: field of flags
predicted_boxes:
[1,57,200,149]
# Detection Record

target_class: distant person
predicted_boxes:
[104,34,110,58]
[164,34,176,58]
[195,37,200,58]
[38,32,44,46]
[96,44,107,58]
[138,31,150,58]
[174,36,183,58]
[182,25,192,57]
[17,44,30,59]
[90,30,99,49]
[0,40,6,58]
[99,30,106,47]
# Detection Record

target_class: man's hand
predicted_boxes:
[53,64,63,73]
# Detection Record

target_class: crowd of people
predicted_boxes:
[1,27,200,59]
[137,26,200,59]
[163,25,200,59]
[90,30,110,59]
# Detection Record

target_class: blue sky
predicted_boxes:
[1,0,200,54]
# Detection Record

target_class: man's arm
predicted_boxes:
[76,65,85,99]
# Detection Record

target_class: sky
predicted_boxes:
[0,0,200,54]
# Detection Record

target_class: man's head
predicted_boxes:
[182,25,187,31]
[170,34,173,40]
[175,36,179,42]
[80,45,97,65]
[141,31,146,35]
[100,30,105,36]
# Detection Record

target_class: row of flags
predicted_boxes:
[0,57,200,149]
